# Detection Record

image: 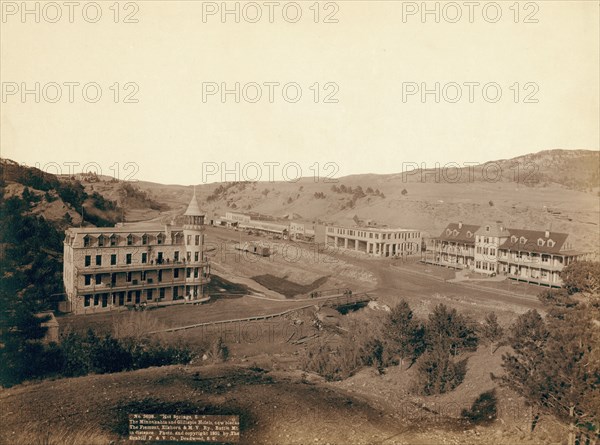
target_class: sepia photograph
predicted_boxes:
[0,1,599,444]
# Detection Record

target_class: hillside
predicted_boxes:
[0,159,167,225]
[0,361,564,445]
[2,150,598,252]
[129,149,599,252]
[0,160,169,316]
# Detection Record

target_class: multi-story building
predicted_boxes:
[474,224,510,275]
[425,221,590,287]
[289,221,315,241]
[321,224,421,257]
[496,229,587,287]
[63,191,210,314]
[424,222,479,269]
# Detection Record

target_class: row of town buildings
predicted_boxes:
[211,211,592,287]
[212,211,422,257]
[211,211,315,241]
[62,193,593,314]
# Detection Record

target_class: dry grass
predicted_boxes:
[4,426,113,445]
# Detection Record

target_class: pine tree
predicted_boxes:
[481,312,504,355]
[541,308,599,444]
[425,304,478,356]
[63,211,73,225]
[560,261,600,299]
[385,300,425,368]
[501,306,600,443]
[414,346,467,395]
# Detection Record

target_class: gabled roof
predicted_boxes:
[475,224,510,237]
[435,223,480,243]
[499,228,569,254]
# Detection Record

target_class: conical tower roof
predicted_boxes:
[184,187,204,216]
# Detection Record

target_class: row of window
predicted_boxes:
[436,240,559,255]
[81,232,203,248]
[476,246,496,256]
[83,232,176,248]
[83,287,168,307]
[334,229,420,240]
[82,267,204,286]
[475,261,495,271]
[83,250,204,267]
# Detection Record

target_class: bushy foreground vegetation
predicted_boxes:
[1,193,66,384]
[301,300,479,396]
[301,261,599,443]
[498,262,600,444]
[0,168,176,387]
[1,330,194,386]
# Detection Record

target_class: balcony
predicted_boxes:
[497,256,564,271]
[76,276,210,294]
[504,271,562,288]
[79,260,209,274]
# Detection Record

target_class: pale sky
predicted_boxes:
[1,1,598,184]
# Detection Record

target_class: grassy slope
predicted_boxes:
[133,150,599,252]
[0,361,565,445]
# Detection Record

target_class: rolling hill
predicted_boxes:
[2,149,598,252]
[130,149,600,252]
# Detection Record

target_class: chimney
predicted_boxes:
[458,221,463,229]
[545,230,550,238]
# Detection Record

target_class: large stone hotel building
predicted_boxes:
[63,191,210,314]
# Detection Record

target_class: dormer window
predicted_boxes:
[511,235,517,243]
[547,239,555,247]
[83,235,90,247]
[157,233,165,245]
[520,237,527,244]
[446,229,451,236]
[486,226,490,232]
[466,231,472,238]
[142,234,148,245]
[127,234,134,246]
[453,230,458,236]
[98,235,105,247]
[538,239,545,246]
[110,234,118,246]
